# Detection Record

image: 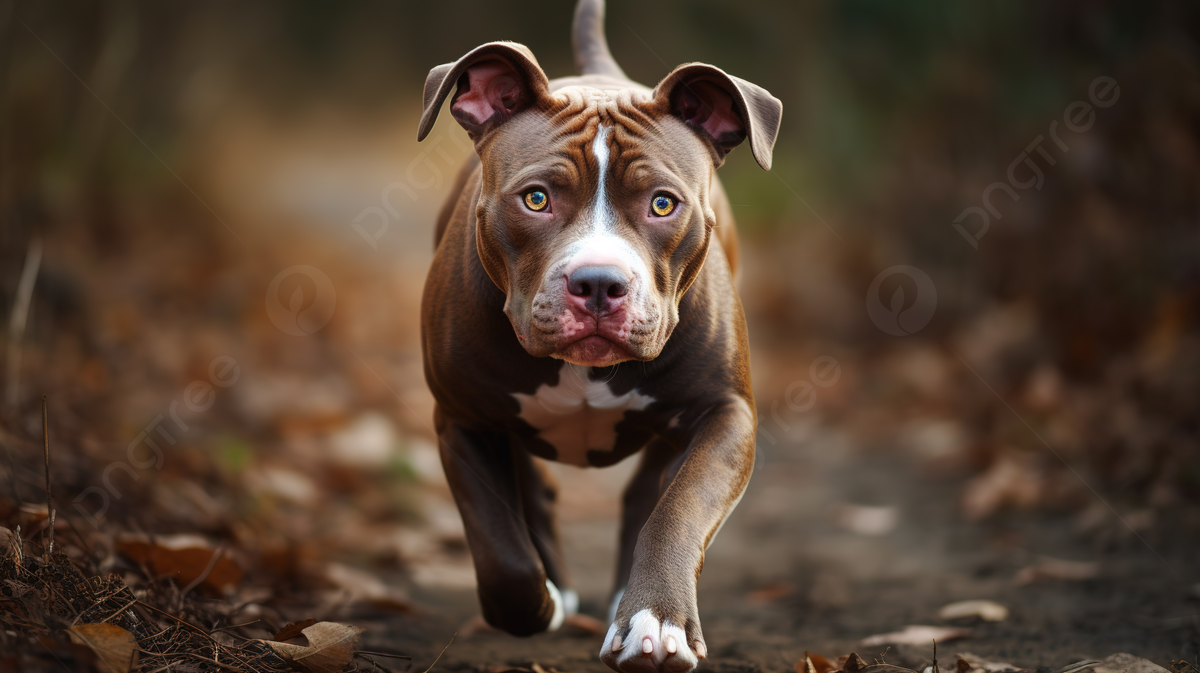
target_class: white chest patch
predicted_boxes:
[513,363,654,466]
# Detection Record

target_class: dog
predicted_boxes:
[418,0,780,670]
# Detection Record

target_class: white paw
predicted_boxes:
[545,579,565,631]
[600,609,699,673]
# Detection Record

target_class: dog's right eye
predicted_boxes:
[524,190,549,212]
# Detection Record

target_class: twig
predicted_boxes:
[183,653,249,673]
[42,395,54,556]
[421,632,455,673]
[932,639,939,673]
[100,597,138,624]
[5,235,42,413]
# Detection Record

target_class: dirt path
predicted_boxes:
[375,426,1199,672]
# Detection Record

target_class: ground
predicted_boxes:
[375,426,1199,672]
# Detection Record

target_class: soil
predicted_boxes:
[373,426,1200,672]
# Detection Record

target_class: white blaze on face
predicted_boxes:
[550,124,652,319]
[513,363,654,466]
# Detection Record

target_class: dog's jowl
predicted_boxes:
[417,0,781,670]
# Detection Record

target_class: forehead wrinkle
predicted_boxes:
[504,159,579,192]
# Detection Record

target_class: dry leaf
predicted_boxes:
[262,621,364,673]
[274,618,319,642]
[956,652,1019,672]
[843,652,869,673]
[938,600,1009,622]
[799,652,837,673]
[862,625,971,646]
[1087,653,1172,673]
[1014,557,1099,585]
[68,623,139,673]
[116,533,242,592]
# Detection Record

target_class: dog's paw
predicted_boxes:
[599,609,705,673]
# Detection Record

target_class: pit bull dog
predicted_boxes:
[418,0,780,670]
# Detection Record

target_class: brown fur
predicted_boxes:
[417,2,780,669]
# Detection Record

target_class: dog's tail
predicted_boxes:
[573,0,627,79]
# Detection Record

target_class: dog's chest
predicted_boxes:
[513,363,653,466]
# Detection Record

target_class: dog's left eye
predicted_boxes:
[524,190,549,211]
[650,194,676,217]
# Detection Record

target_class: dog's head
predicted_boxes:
[419,42,781,367]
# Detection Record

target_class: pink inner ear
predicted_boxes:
[675,80,745,142]
[451,60,524,127]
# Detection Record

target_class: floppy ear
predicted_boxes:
[653,63,782,170]
[417,41,551,143]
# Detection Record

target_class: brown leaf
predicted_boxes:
[67,623,139,673]
[955,652,1019,673]
[261,621,364,673]
[274,619,319,642]
[798,652,837,673]
[861,625,971,646]
[116,534,242,593]
[844,652,870,673]
[812,653,838,673]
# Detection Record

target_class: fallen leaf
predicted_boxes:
[1014,557,1100,585]
[956,652,1019,672]
[797,654,817,673]
[843,652,869,673]
[799,652,837,673]
[68,624,139,673]
[1087,653,1172,673]
[862,625,971,647]
[116,533,242,593]
[261,621,365,673]
[0,527,17,560]
[274,618,319,642]
[938,600,1009,622]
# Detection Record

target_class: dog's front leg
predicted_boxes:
[438,421,565,635]
[600,397,756,673]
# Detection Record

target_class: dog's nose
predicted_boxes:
[567,265,629,313]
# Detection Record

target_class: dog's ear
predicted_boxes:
[653,64,782,170]
[418,42,551,143]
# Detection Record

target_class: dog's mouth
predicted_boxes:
[554,334,634,367]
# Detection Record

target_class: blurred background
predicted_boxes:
[1,1,1198,671]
